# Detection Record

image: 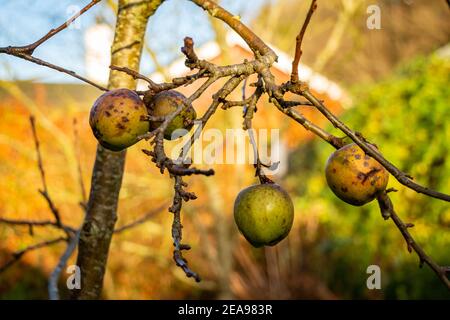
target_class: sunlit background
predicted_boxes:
[0,0,449,299]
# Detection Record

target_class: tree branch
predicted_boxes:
[0,237,67,274]
[377,192,450,290]
[48,227,83,300]
[114,204,167,234]
[298,88,450,202]
[73,118,87,206]
[0,0,101,55]
[190,0,276,60]
[291,0,317,83]
[0,217,76,234]
[30,116,73,237]
[0,1,107,91]
[169,176,200,282]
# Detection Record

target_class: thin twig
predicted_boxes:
[48,226,83,300]
[377,192,450,290]
[9,53,107,91]
[30,116,64,228]
[190,0,276,59]
[241,77,273,183]
[0,237,67,273]
[73,118,87,205]
[0,0,101,55]
[291,0,317,83]
[0,217,76,234]
[114,204,168,234]
[0,0,106,91]
[272,97,345,149]
[110,65,158,88]
[114,66,208,96]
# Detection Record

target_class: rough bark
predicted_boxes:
[72,0,162,300]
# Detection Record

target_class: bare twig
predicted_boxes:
[0,0,106,91]
[377,192,450,290]
[190,0,276,59]
[73,119,87,206]
[110,65,158,89]
[242,77,264,131]
[0,217,76,234]
[0,0,101,55]
[114,204,168,234]
[132,69,209,96]
[291,0,317,83]
[48,227,83,300]
[272,97,345,149]
[1,52,107,91]
[248,128,275,185]
[0,237,67,273]
[169,176,200,282]
[277,99,316,108]
[0,117,81,289]
[49,116,89,300]
[30,116,64,228]
[176,39,252,162]
[142,140,215,177]
[240,77,273,184]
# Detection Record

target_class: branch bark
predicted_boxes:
[190,0,276,61]
[72,0,163,300]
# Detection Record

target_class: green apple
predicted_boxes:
[234,184,294,247]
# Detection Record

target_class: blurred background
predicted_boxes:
[0,0,449,299]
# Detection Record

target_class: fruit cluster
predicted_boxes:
[89,88,196,151]
[89,89,389,249]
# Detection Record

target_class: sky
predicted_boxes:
[0,0,269,83]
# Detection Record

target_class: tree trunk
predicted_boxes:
[72,0,162,300]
